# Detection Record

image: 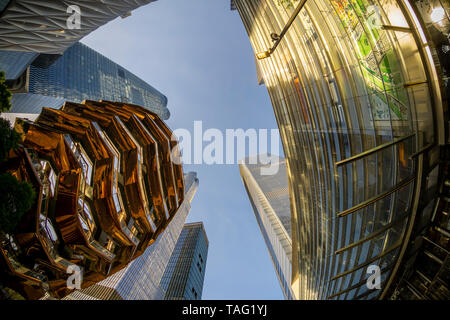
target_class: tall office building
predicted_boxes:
[233,0,449,299]
[0,100,185,300]
[160,222,209,300]
[0,0,157,54]
[239,155,294,300]
[0,42,170,120]
[64,173,199,300]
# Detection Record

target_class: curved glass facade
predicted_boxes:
[0,42,170,120]
[28,42,170,119]
[234,0,446,299]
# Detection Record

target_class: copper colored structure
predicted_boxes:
[0,100,184,299]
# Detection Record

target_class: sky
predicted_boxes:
[82,0,284,300]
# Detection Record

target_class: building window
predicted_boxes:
[118,68,125,78]
[191,287,198,299]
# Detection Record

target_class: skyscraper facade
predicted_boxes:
[0,0,157,54]
[240,155,294,300]
[64,173,199,300]
[234,0,448,299]
[0,100,184,300]
[0,42,170,120]
[160,222,209,300]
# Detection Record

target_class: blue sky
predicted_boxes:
[82,0,284,299]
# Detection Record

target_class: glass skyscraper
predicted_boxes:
[0,42,170,120]
[0,0,157,54]
[234,0,448,299]
[239,155,294,300]
[63,173,199,300]
[160,222,209,300]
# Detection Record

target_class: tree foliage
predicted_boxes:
[0,71,35,236]
[0,118,21,163]
[0,71,12,113]
[0,70,20,162]
[0,173,36,234]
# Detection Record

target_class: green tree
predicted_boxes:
[0,70,35,236]
[0,118,21,163]
[0,173,36,234]
[0,71,12,112]
[0,69,20,162]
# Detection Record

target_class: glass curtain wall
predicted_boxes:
[234,0,444,300]
[239,156,294,300]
